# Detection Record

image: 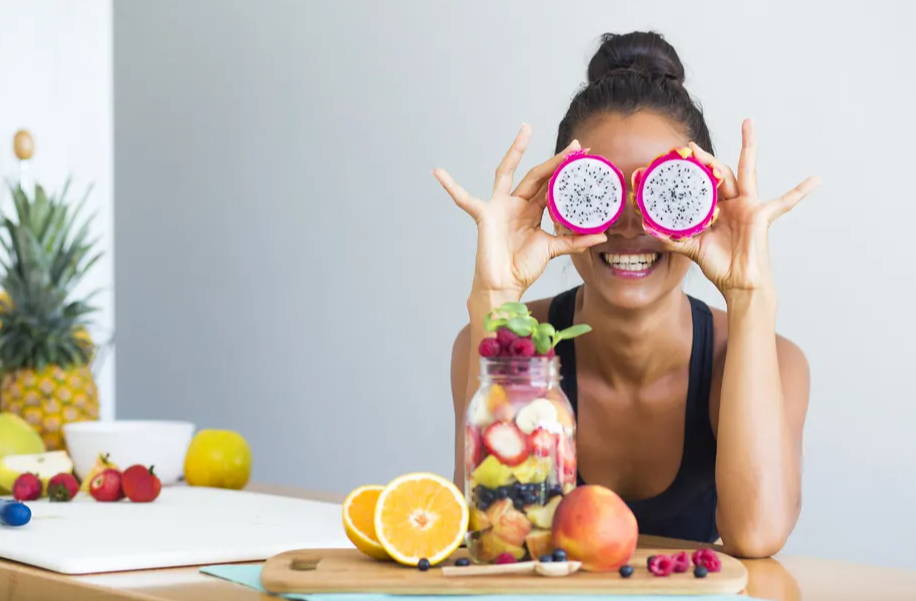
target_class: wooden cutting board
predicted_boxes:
[261,547,748,595]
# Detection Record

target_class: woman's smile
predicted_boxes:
[598,250,664,279]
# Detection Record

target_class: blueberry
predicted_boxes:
[454,557,471,567]
[551,549,567,562]
[512,499,524,510]
[539,554,553,563]
[618,564,634,578]
[418,558,430,571]
[496,487,509,499]
[476,500,490,511]
[693,565,708,578]
[548,485,563,498]
[512,482,524,493]
[478,487,495,503]
[523,493,538,505]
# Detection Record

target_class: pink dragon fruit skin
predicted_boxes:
[633,147,723,240]
[547,150,626,235]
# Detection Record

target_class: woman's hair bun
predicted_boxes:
[586,31,685,85]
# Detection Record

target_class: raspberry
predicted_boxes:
[691,548,721,572]
[671,551,690,573]
[648,554,674,576]
[494,552,517,564]
[478,337,501,357]
[496,327,519,348]
[508,337,535,357]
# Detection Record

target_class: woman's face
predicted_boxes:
[561,110,693,310]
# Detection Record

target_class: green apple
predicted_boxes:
[0,450,73,493]
[0,413,45,492]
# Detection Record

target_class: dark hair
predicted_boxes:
[555,32,713,155]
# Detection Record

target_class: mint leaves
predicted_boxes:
[484,301,592,352]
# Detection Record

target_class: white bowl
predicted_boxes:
[63,420,195,485]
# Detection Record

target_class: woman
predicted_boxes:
[433,31,820,558]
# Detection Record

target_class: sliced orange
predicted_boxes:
[342,485,389,560]
[374,472,469,566]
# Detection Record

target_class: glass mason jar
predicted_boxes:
[464,356,576,564]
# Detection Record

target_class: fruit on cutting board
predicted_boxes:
[184,429,251,489]
[342,485,389,560]
[524,494,561,529]
[0,450,73,493]
[551,485,637,572]
[0,183,102,450]
[0,413,45,472]
[12,473,41,501]
[47,472,79,502]
[122,464,161,502]
[374,472,468,567]
[80,453,120,492]
[0,500,31,527]
[89,468,124,502]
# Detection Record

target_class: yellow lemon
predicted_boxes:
[342,485,389,560]
[184,429,251,489]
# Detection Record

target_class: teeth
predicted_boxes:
[600,252,661,271]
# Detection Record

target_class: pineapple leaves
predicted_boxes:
[0,180,101,371]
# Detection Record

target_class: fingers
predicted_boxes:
[688,141,739,199]
[493,123,533,196]
[643,225,701,261]
[512,139,581,201]
[736,118,758,197]
[546,232,607,259]
[765,175,822,222]
[432,168,484,219]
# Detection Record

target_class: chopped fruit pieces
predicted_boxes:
[494,553,517,564]
[486,498,531,547]
[469,507,491,531]
[470,456,514,489]
[482,421,529,467]
[374,472,468,567]
[525,529,553,560]
[524,494,561,529]
[556,435,577,487]
[47,473,78,502]
[515,399,559,435]
[476,529,527,562]
[465,425,484,474]
[512,456,550,484]
[342,484,389,560]
[648,554,674,576]
[528,428,558,458]
[12,473,41,501]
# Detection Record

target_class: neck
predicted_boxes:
[576,286,693,388]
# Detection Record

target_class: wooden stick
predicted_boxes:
[442,561,536,577]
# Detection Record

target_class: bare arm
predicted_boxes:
[660,119,820,557]
[715,291,809,557]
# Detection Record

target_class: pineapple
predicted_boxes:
[0,182,101,450]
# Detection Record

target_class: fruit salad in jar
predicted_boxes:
[464,302,590,564]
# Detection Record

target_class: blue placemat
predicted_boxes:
[200,563,763,600]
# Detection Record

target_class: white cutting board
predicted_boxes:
[0,486,351,574]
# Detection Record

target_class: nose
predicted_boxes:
[606,197,643,237]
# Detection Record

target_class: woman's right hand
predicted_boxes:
[433,123,608,298]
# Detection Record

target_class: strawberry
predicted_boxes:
[556,436,577,487]
[465,425,485,473]
[12,473,42,501]
[122,465,161,502]
[47,473,79,502]
[89,468,124,502]
[528,428,557,458]
[482,421,529,467]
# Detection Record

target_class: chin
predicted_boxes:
[571,249,691,310]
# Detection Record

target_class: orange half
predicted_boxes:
[342,485,389,560]
[374,472,469,566]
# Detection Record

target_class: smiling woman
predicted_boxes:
[434,31,820,559]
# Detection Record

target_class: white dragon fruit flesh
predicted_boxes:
[547,150,625,234]
[633,147,722,239]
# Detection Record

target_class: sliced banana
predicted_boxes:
[515,398,559,434]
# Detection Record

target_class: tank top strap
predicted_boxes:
[547,285,581,412]
[682,295,717,469]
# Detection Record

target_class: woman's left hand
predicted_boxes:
[655,118,821,297]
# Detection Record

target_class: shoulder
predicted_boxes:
[707,304,808,371]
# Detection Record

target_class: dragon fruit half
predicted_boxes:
[547,150,625,235]
[633,147,722,239]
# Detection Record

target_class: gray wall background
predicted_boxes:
[114,0,916,567]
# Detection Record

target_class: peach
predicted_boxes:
[476,529,527,562]
[486,498,531,547]
[551,485,637,572]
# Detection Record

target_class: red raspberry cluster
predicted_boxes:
[478,327,555,358]
[647,549,721,577]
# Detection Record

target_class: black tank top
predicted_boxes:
[548,286,719,542]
